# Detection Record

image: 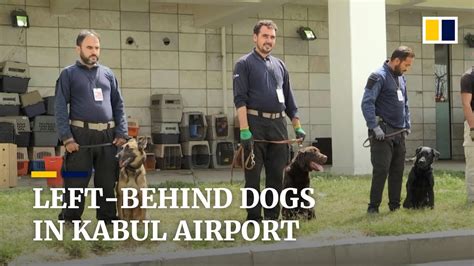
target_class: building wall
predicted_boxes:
[385,9,474,159]
[0,0,472,158]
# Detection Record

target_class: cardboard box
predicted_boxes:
[0,143,18,188]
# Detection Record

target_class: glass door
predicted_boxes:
[434,44,451,159]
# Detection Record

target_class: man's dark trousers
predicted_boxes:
[58,126,118,222]
[244,114,289,221]
[369,134,406,210]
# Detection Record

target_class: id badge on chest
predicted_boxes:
[276,86,285,103]
[93,88,104,101]
[397,89,404,102]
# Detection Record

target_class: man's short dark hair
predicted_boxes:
[390,46,415,61]
[76,29,100,46]
[253,20,278,35]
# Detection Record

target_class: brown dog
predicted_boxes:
[282,146,327,220]
[116,137,148,221]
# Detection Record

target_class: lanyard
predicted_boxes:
[265,58,281,88]
[83,67,100,88]
[389,72,401,91]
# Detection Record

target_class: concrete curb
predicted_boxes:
[44,229,474,266]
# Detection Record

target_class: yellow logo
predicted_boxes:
[422,17,458,44]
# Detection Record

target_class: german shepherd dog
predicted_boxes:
[116,137,148,221]
[403,146,439,209]
[282,146,327,220]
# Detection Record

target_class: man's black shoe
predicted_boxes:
[389,206,400,212]
[367,206,379,214]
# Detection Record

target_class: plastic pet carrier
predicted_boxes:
[209,140,234,168]
[206,114,228,140]
[31,115,58,146]
[179,112,207,142]
[0,92,21,116]
[151,123,179,144]
[150,94,183,123]
[181,141,210,169]
[20,91,45,118]
[0,61,30,93]
[153,144,182,170]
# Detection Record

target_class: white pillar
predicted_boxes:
[328,0,386,175]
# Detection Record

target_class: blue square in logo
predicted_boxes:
[441,20,455,41]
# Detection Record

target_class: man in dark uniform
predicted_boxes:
[55,30,128,224]
[233,20,306,221]
[460,66,474,203]
[361,46,414,213]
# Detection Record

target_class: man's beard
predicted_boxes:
[257,43,273,55]
[80,52,98,65]
[393,65,403,76]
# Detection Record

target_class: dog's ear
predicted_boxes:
[415,146,423,155]
[137,137,147,151]
[432,149,440,160]
[295,150,307,169]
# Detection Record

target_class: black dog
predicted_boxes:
[282,146,327,220]
[403,146,440,209]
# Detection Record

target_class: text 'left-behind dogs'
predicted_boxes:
[116,137,148,221]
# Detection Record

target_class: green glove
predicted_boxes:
[240,127,253,151]
[240,128,252,140]
[295,127,306,141]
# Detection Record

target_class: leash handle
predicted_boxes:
[79,142,114,149]
[230,138,302,184]
[244,147,256,170]
[61,142,114,174]
[362,129,408,148]
[230,145,257,185]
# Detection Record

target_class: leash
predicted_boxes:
[254,138,303,144]
[230,138,303,184]
[362,129,408,148]
[230,146,255,185]
[79,143,114,148]
[62,142,114,172]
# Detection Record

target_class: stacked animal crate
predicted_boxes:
[0,116,31,148]
[180,111,210,169]
[28,116,57,172]
[0,118,16,144]
[0,62,30,119]
[17,147,29,176]
[150,94,183,170]
[20,90,45,118]
[0,61,60,177]
[0,92,21,116]
[0,61,26,147]
[206,114,234,169]
[0,61,30,94]
[0,61,29,180]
